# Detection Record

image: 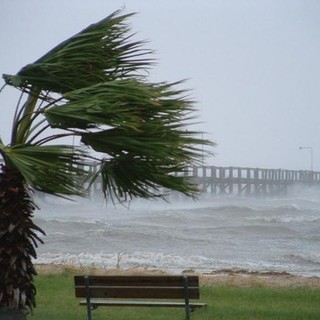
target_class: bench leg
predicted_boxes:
[86,304,92,320]
[85,276,92,320]
[185,306,191,320]
[183,276,190,320]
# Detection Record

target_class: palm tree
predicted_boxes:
[0,10,212,317]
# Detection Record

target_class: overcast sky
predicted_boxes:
[1,0,320,170]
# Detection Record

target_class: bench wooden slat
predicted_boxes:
[75,286,200,299]
[74,275,199,287]
[79,299,206,308]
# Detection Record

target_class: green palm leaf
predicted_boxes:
[3,11,152,94]
[44,80,193,130]
[3,145,90,196]
[98,155,198,201]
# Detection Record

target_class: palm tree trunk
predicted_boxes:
[0,164,44,314]
[0,308,29,320]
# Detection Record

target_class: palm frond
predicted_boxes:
[44,80,193,130]
[83,124,211,201]
[3,145,90,196]
[3,11,153,94]
[97,155,198,201]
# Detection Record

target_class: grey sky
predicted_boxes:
[1,0,320,170]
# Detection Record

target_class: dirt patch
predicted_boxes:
[198,270,320,288]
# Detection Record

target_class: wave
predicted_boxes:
[245,214,320,224]
[280,253,320,266]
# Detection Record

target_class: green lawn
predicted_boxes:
[30,272,320,320]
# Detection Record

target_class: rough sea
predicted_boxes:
[33,187,320,277]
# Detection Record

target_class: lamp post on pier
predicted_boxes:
[299,146,314,171]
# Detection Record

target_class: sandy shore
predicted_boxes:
[35,264,320,289]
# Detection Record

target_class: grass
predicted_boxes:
[30,271,320,320]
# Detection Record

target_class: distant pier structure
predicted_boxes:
[1,158,319,197]
[85,164,320,197]
[184,166,320,196]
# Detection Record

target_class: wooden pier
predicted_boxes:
[2,158,319,197]
[84,164,320,197]
[183,166,320,196]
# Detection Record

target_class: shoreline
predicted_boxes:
[35,263,320,289]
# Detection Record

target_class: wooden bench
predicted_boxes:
[74,275,206,320]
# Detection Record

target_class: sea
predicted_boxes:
[33,186,320,277]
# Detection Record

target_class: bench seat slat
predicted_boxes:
[75,286,199,299]
[80,299,207,309]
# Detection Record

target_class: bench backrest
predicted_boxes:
[74,275,200,299]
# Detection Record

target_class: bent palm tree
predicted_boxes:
[0,11,212,314]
